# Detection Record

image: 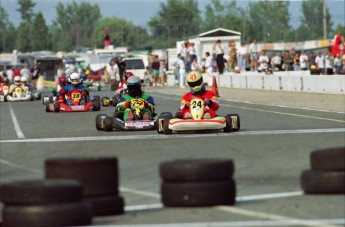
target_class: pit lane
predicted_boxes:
[0,88,344,226]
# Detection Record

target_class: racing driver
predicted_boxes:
[180,71,219,119]
[58,72,88,105]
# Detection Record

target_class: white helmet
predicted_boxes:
[70,72,80,85]
[14,76,21,85]
[21,76,28,84]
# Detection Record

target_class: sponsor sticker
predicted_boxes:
[125,121,152,128]
[71,105,84,110]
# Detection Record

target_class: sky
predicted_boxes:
[1,0,345,31]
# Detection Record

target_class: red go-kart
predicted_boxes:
[45,90,101,112]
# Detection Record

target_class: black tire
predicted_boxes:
[174,111,183,119]
[45,103,50,112]
[2,202,92,227]
[230,114,240,131]
[0,179,82,205]
[53,102,60,112]
[45,157,119,197]
[35,92,41,100]
[101,97,110,107]
[163,115,173,135]
[310,147,345,171]
[93,95,101,111]
[84,195,125,216]
[223,114,234,133]
[95,114,107,131]
[160,159,235,182]
[104,116,114,132]
[112,96,118,106]
[161,180,236,207]
[156,112,172,134]
[300,169,345,194]
[30,94,34,101]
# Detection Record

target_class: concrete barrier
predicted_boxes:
[205,71,344,95]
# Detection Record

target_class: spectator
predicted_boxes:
[228,43,237,72]
[333,53,343,74]
[213,39,225,74]
[308,51,316,69]
[237,42,248,72]
[325,49,334,75]
[271,52,282,71]
[283,51,293,71]
[6,66,14,83]
[56,64,64,79]
[151,55,160,87]
[315,52,325,75]
[212,53,217,73]
[159,60,166,86]
[191,56,203,73]
[104,29,110,49]
[30,63,41,88]
[13,66,20,77]
[293,53,300,71]
[175,54,186,88]
[200,58,206,73]
[20,64,30,81]
[187,42,196,71]
[299,51,309,71]
[249,39,258,71]
[205,52,213,85]
[107,60,118,88]
[257,50,269,73]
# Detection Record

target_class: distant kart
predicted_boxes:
[45,90,101,112]
[156,97,240,135]
[95,98,157,131]
[0,85,41,102]
[101,96,118,107]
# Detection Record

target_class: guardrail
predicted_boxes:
[215,72,344,95]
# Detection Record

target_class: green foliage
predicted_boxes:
[148,0,201,48]
[30,12,49,51]
[16,0,36,23]
[16,23,31,52]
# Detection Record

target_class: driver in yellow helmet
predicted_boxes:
[180,71,219,119]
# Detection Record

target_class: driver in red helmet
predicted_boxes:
[51,76,67,96]
[116,71,133,96]
[180,71,219,119]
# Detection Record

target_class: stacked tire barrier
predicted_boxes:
[0,179,92,227]
[45,157,125,216]
[160,159,236,207]
[300,147,345,194]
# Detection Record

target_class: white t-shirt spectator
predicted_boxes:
[107,63,118,80]
[315,55,325,69]
[20,67,30,81]
[258,55,269,70]
[299,54,309,69]
[6,69,14,82]
[237,46,248,57]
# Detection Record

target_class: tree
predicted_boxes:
[0,4,15,52]
[148,0,201,48]
[296,0,332,41]
[30,12,49,51]
[16,0,36,23]
[247,0,290,43]
[202,0,244,36]
[15,0,36,52]
[52,1,101,51]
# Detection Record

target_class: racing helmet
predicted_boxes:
[127,75,142,97]
[125,71,134,80]
[14,76,21,85]
[20,76,28,85]
[70,72,80,85]
[187,71,204,92]
[59,76,67,87]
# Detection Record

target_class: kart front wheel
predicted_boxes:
[93,96,101,111]
[104,117,114,132]
[95,114,107,131]
[223,115,233,133]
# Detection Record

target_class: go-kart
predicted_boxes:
[0,86,39,102]
[45,90,101,112]
[95,98,157,131]
[156,97,240,135]
[101,95,118,107]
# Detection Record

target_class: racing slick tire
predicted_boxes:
[36,92,41,100]
[84,195,125,216]
[30,94,34,101]
[156,112,173,134]
[93,95,101,111]
[96,114,107,131]
[0,179,83,205]
[112,96,118,106]
[2,202,92,227]
[229,114,240,131]
[300,170,345,194]
[45,103,50,112]
[223,114,234,133]
[161,180,236,207]
[310,147,345,171]
[160,159,235,182]
[45,157,119,197]
[104,116,114,131]
[163,115,173,135]
[54,102,60,112]
[101,97,110,107]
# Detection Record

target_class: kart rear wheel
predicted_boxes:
[227,114,240,131]
[54,102,60,112]
[95,114,107,131]
[112,96,118,106]
[104,116,114,132]
[93,95,101,111]
[223,115,233,133]
[45,103,50,112]
[163,115,173,135]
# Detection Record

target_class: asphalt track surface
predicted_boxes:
[0,86,345,227]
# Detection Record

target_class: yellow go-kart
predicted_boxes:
[156,97,240,135]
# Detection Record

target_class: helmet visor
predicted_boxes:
[187,77,203,88]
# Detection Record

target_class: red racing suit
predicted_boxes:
[180,90,219,118]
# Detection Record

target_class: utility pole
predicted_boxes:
[323,0,327,39]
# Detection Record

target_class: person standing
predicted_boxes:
[117,57,127,82]
[257,50,269,73]
[237,42,248,72]
[325,49,334,75]
[315,52,325,75]
[213,39,224,74]
[20,64,30,81]
[107,60,118,90]
[205,52,213,86]
[30,63,41,88]
[175,54,186,88]
[249,39,258,71]
[104,29,110,49]
[5,66,14,83]
[299,51,308,70]
[151,55,160,86]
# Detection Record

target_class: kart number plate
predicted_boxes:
[71,105,84,110]
[125,121,152,128]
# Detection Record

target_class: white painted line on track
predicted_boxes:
[9,104,25,139]
[1,128,344,143]
[0,159,42,174]
[120,187,160,199]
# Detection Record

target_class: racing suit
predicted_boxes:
[8,84,28,97]
[58,84,87,104]
[180,87,219,118]
[116,93,155,121]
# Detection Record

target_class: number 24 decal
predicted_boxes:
[191,100,202,108]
